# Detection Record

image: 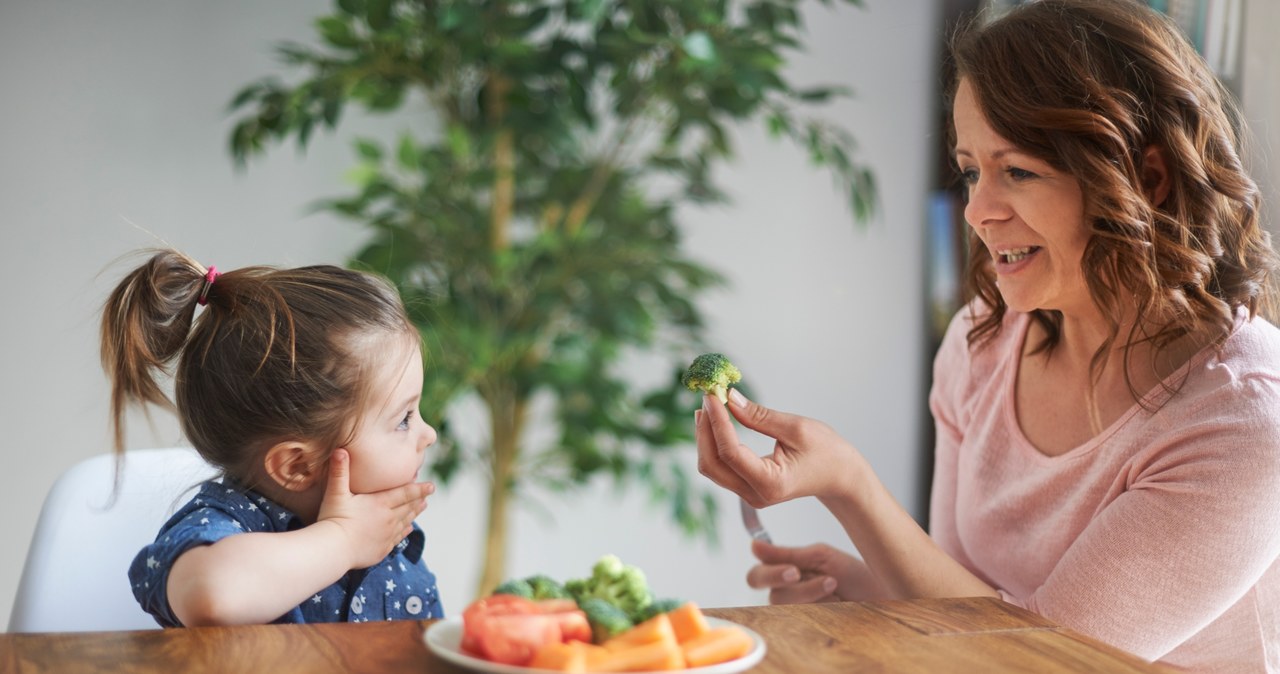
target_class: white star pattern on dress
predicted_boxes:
[231,521,242,529]
[146,556,159,570]
[312,594,322,604]
[200,517,210,525]
[247,503,257,512]
[386,579,396,593]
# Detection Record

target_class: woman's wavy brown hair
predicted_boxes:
[948,0,1277,402]
[100,249,416,484]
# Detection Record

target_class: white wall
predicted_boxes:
[0,0,939,625]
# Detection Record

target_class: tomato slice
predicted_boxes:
[531,598,580,614]
[474,613,563,666]
[461,595,539,655]
[549,609,592,644]
[459,595,591,662]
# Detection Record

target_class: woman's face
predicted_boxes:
[953,78,1091,316]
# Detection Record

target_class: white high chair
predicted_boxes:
[8,447,217,632]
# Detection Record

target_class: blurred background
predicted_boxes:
[1,0,1275,624]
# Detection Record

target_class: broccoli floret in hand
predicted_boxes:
[681,352,742,404]
[566,554,654,621]
[579,597,634,642]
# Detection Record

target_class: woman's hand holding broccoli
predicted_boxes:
[694,389,864,507]
[316,449,434,570]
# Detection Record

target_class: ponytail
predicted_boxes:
[100,250,210,457]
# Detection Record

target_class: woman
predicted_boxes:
[695,0,1280,669]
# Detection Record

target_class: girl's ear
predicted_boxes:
[1141,145,1172,207]
[263,441,325,492]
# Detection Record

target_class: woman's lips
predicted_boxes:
[993,246,1041,274]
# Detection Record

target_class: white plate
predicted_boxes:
[423,615,767,674]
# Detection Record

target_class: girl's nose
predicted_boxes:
[419,422,438,450]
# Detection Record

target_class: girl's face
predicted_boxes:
[341,333,436,494]
[953,78,1092,316]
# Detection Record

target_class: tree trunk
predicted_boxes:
[476,382,527,598]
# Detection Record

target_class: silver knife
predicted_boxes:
[739,497,772,543]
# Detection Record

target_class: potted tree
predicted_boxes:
[228,0,874,596]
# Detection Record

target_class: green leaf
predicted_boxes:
[795,85,851,103]
[355,138,383,161]
[316,16,358,48]
[366,0,393,30]
[682,31,717,63]
[396,134,418,170]
[445,125,472,160]
[344,162,380,188]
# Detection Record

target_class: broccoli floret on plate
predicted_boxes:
[578,597,634,642]
[491,577,534,599]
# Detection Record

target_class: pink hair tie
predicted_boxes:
[197,266,219,306]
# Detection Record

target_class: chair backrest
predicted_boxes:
[8,447,218,633]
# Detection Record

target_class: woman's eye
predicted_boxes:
[959,168,979,185]
[397,410,413,431]
[1006,167,1037,181]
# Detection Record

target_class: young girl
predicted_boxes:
[101,249,444,626]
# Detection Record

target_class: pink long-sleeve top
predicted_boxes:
[929,304,1280,672]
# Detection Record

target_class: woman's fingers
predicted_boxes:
[694,406,761,499]
[746,562,803,590]
[746,539,841,603]
[701,395,785,503]
[725,389,806,446]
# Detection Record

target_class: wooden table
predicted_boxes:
[1,597,1174,673]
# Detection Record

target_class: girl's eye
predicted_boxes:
[397,410,413,431]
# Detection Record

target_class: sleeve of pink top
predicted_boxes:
[928,310,1280,661]
[927,309,972,568]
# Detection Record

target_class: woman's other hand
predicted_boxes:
[747,539,890,604]
[695,389,860,506]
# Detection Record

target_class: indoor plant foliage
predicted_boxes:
[228,0,874,596]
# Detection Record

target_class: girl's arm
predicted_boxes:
[167,521,353,626]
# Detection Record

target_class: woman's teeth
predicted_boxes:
[1001,247,1034,263]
